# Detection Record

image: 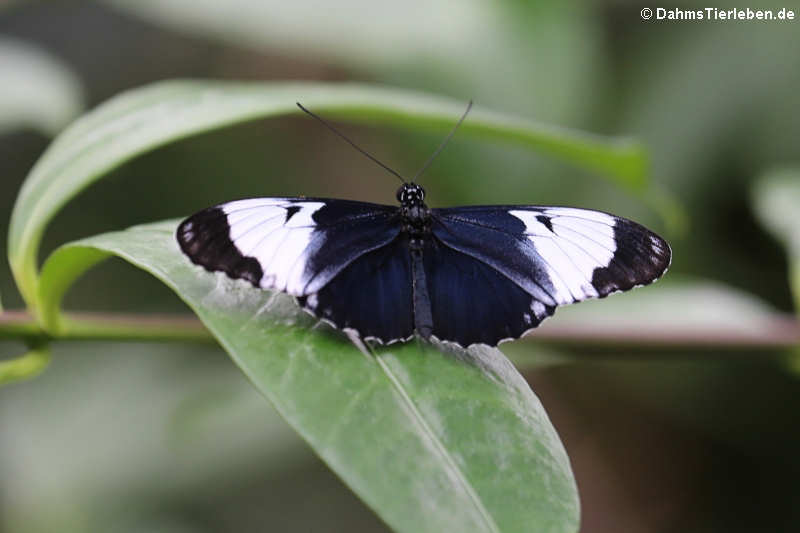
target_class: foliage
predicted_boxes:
[752,169,800,311]
[0,37,83,135]
[38,221,578,533]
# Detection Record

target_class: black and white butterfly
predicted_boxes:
[177,103,671,347]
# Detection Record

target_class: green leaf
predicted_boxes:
[0,345,51,387]
[9,80,645,314]
[103,1,602,124]
[102,1,508,68]
[39,220,580,533]
[550,276,788,331]
[0,37,84,136]
[752,169,800,312]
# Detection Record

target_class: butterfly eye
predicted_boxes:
[396,185,405,203]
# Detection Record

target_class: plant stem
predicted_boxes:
[531,319,800,350]
[1,310,798,350]
[0,346,51,386]
[0,310,214,344]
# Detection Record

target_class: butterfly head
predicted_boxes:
[396,183,426,207]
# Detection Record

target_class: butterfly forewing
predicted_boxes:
[177,198,401,295]
[431,205,671,307]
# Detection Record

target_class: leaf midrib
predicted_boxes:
[372,349,501,533]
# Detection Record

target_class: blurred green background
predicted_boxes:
[1,1,799,532]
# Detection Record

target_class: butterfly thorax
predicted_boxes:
[397,183,431,248]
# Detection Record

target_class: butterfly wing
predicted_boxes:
[298,236,414,344]
[420,237,555,346]
[427,205,670,345]
[177,198,401,296]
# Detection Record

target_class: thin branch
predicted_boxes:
[526,319,800,350]
[0,311,214,344]
[0,310,798,351]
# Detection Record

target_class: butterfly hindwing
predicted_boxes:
[298,236,414,344]
[422,238,554,346]
[177,198,401,296]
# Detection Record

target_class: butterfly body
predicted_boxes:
[396,183,431,246]
[177,182,671,347]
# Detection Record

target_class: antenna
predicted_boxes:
[296,102,406,184]
[412,100,472,183]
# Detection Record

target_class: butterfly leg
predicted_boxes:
[410,247,434,340]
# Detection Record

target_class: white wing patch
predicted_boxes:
[222,200,325,295]
[509,209,618,304]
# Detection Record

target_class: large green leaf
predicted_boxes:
[38,220,580,533]
[752,169,800,311]
[102,0,601,125]
[8,80,645,314]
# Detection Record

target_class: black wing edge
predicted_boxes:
[176,207,264,287]
[591,220,672,297]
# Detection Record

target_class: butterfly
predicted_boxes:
[177,102,671,347]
